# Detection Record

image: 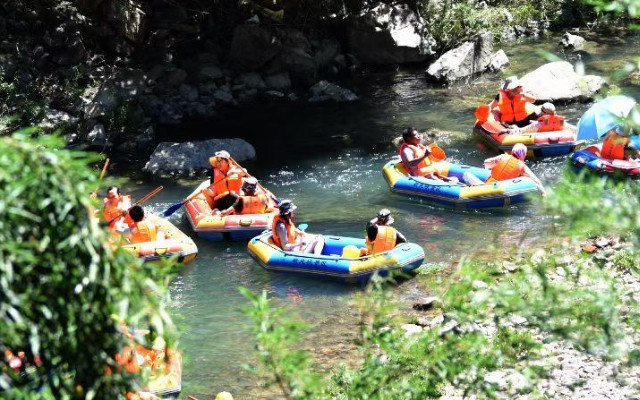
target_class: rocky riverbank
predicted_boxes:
[0,0,612,173]
[403,236,640,399]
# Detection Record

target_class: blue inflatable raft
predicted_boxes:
[571,144,640,178]
[247,231,425,283]
[382,157,540,208]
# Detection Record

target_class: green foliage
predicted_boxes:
[0,133,174,399]
[0,81,46,134]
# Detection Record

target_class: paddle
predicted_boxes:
[105,186,163,226]
[91,158,110,198]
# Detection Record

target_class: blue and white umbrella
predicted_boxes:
[577,95,639,140]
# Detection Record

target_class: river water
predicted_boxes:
[126,32,640,398]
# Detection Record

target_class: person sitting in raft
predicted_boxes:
[369,208,394,226]
[489,76,541,129]
[400,127,451,181]
[204,150,247,207]
[126,205,165,244]
[360,218,407,256]
[466,143,546,196]
[214,177,273,216]
[271,200,324,255]
[103,186,132,231]
[600,125,640,160]
[510,103,564,134]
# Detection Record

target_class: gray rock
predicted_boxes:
[86,123,108,147]
[229,24,281,71]
[561,32,586,51]
[179,84,198,102]
[85,69,146,118]
[401,324,423,336]
[277,48,318,87]
[308,80,358,102]
[412,296,444,311]
[520,61,606,102]
[143,138,256,178]
[200,66,223,80]
[240,72,266,90]
[314,39,340,69]
[264,90,285,99]
[39,109,78,131]
[347,2,436,65]
[163,68,188,88]
[426,31,494,82]
[488,49,509,71]
[265,72,292,90]
[199,83,218,95]
[213,89,235,104]
[0,54,17,80]
[105,0,147,43]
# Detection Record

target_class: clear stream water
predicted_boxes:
[122,32,640,398]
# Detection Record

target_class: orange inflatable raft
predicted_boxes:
[120,215,197,264]
[184,180,278,241]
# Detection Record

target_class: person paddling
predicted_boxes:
[399,127,452,181]
[203,150,247,207]
[103,186,132,231]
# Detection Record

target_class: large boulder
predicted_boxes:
[229,24,281,71]
[105,0,148,43]
[425,32,494,82]
[347,2,436,65]
[143,138,256,178]
[520,61,606,102]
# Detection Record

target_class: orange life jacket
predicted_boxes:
[130,219,158,243]
[271,215,299,249]
[494,89,536,123]
[537,115,565,132]
[399,142,432,175]
[601,132,630,160]
[239,194,268,215]
[490,155,524,181]
[103,195,131,222]
[365,226,397,255]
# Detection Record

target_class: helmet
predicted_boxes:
[376,208,394,225]
[242,176,258,191]
[541,102,556,114]
[503,76,522,91]
[511,143,527,160]
[278,199,297,216]
[215,392,234,400]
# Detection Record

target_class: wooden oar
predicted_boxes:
[91,158,110,198]
[105,186,163,226]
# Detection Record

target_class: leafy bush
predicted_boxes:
[0,132,174,399]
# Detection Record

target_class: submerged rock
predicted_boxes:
[144,138,256,178]
[520,61,606,102]
[308,80,358,102]
[425,32,494,82]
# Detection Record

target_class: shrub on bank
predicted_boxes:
[0,132,175,398]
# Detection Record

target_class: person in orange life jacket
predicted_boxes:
[512,103,563,134]
[103,186,132,231]
[482,143,546,196]
[360,217,407,256]
[126,205,165,243]
[204,150,246,207]
[600,125,640,160]
[215,177,271,216]
[271,200,324,255]
[490,76,541,129]
[399,127,454,181]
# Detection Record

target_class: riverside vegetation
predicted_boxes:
[0,132,178,399]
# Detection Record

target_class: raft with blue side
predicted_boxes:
[382,158,540,208]
[247,231,425,283]
[571,144,640,178]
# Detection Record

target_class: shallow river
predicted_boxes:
[125,32,640,398]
